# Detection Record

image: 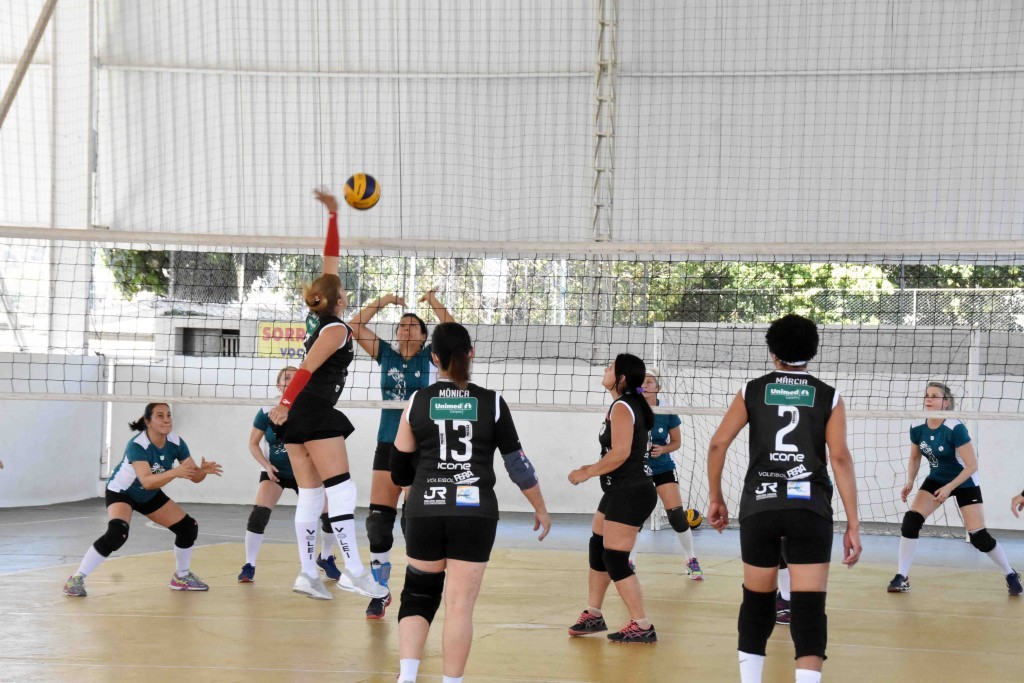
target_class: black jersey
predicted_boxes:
[404,380,522,519]
[739,370,837,521]
[301,313,354,405]
[597,393,653,492]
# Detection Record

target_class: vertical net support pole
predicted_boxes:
[592,0,617,242]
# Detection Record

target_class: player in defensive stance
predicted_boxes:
[707,314,861,683]
[238,366,341,583]
[348,288,456,618]
[568,353,659,643]
[269,188,387,602]
[390,322,551,683]
[63,403,223,596]
[889,382,1022,596]
[641,368,703,579]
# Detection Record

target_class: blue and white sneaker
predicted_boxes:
[237,563,256,583]
[316,554,341,581]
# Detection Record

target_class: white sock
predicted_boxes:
[399,658,420,682]
[795,669,822,683]
[244,531,263,566]
[739,651,765,683]
[371,551,391,565]
[76,546,106,577]
[778,566,791,601]
[295,487,325,578]
[442,677,463,683]
[325,478,366,575]
[174,546,193,576]
[897,536,918,577]
[628,545,638,567]
[986,543,1014,575]
[676,526,695,560]
[587,605,603,617]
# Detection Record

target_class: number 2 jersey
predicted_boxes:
[403,380,522,519]
[739,370,838,521]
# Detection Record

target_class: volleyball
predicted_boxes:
[686,508,703,529]
[344,173,381,210]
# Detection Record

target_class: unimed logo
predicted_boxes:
[764,383,816,407]
[430,397,479,421]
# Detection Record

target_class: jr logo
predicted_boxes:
[754,482,778,496]
[424,486,447,501]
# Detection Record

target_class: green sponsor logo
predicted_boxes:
[430,397,478,421]
[764,384,816,407]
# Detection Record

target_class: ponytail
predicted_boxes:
[303,274,343,315]
[431,322,473,390]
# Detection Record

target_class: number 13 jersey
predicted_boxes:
[403,379,522,519]
[740,370,838,521]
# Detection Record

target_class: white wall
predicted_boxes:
[0,399,103,507]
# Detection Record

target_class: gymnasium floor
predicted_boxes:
[1,500,1022,682]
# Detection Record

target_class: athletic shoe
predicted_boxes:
[887,573,910,593]
[293,572,333,600]
[237,563,256,583]
[337,569,389,599]
[370,559,392,586]
[1006,570,1023,597]
[607,620,657,644]
[169,571,209,591]
[365,593,393,620]
[63,573,87,597]
[568,610,608,636]
[316,554,341,581]
[776,593,791,625]
[686,557,704,580]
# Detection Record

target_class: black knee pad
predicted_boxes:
[790,591,828,659]
[169,515,198,549]
[320,512,332,535]
[398,567,445,624]
[603,548,634,582]
[666,507,690,533]
[93,519,130,557]
[247,505,272,534]
[738,586,777,656]
[588,534,606,572]
[400,504,407,537]
[969,528,997,553]
[366,504,398,554]
[901,511,925,539]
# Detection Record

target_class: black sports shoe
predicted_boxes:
[1006,570,1023,597]
[607,620,657,644]
[568,610,608,636]
[365,592,393,620]
[887,574,910,593]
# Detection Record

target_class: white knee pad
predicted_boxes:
[296,486,325,523]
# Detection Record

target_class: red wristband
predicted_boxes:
[323,212,339,257]
[280,368,312,406]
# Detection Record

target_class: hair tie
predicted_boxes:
[636,387,645,394]
[313,295,321,303]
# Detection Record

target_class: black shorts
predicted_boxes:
[373,441,393,472]
[740,509,833,567]
[597,483,658,527]
[651,469,679,487]
[920,477,983,508]
[105,488,171,516]
[405,516,499,563]
[259,471,299,493]
[280,393,355,444]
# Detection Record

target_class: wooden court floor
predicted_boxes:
[0,541,1021,682]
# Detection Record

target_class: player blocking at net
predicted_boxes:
[707,314,861,683]
[268,187,387,601]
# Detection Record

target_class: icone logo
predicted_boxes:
[769,452,804,462]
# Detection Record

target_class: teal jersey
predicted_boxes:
[910,419,976,489]
[107,432,191,502]
[253,407,293,478]
[648,401,682,475]
[376,341,436,443]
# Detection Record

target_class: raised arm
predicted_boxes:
[348,293,405,358]
[419,288,456,324]
[825,397,861,566]
[313,188,340,277]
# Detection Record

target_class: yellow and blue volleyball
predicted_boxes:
[344,173,381,210]
[686,508,703,529]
